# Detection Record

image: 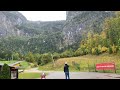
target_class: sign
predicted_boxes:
[96,63,115,70]
[11,71,17,79]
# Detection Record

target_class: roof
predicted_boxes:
[0,61,23,68]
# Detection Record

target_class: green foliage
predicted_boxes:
[40,53,53,66]
[29,63,38,68]
[74,11,120,56]
[108,46,112,54]
[12,52,19,60]
[25,52,35,63]
[19,72,41,79]
[101,46,108,53]
[0,64,11,79]
[0,11,120,67]
[34,53,40,62]
[60,49,74,58]
[36,55,42,65]
[53,52,60,60]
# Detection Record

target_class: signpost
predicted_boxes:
[96,62,116,73]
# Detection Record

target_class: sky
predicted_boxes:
[19,11,66,21]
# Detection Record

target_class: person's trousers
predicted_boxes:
[65,72,70,79]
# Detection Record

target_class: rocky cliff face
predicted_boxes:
[63,11,115,46]
[0,11,27,37]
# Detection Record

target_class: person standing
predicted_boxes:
[64,62,70,79]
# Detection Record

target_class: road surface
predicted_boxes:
[24,68,120,79]
[46,71,120,79]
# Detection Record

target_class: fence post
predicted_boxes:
[94,62,96,72]
[103,59,105,73]
[79,60,81,70]
[114,63,116,73]
[88,60,90,72]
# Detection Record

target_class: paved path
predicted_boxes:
[46,72,120,79]
[24,68,55,73]
[23,68,120,79]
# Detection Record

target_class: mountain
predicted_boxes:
[0,11,27,37]
[63,11,115,46]
[0,11,116,55]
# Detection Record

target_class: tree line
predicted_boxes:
[1,12,120,66]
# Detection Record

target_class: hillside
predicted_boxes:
[38,53,120,73]
[0,11,116,57]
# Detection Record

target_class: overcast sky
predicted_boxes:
[19,11,66,21]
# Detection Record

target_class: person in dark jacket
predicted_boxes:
[64,62,70,79]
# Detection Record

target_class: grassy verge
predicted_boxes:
[19,72,48,79]
[19,72,41,79]
[0,60,17,64]
[19,61,30,69]
[38,53,120,73]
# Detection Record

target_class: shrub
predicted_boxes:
[40,53,52,65]
[95,47,101,55]
[92,47,101,55]
[0,64,11,79]
[92,48,96,55]
[53,52,60,60]
[108,46,112,54]
[111,45,118,53]
[101,46,108,53]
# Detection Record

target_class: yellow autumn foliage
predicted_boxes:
[101,46,108,53]
[111,45,117,53]
[92,48,95,54]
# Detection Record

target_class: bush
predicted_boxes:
[0,64,11,79]
[30,63,38,68]
[108,46,112,54]
[92,48,96,55]
[92,47,101,55]
[36,55,42,65]
[53,52,60,60]
[84,48,90,54]
[101,46,108,53]
[111,45,118,53]
[96,47,101,55]
[40,53,52,65]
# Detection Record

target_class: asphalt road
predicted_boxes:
[24,68,120,79]
[46,71,120,79]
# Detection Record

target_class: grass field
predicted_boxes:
[19,61,30,69]
[0,60,17,64]
[38,53,120,73]
[19,72,41,79]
